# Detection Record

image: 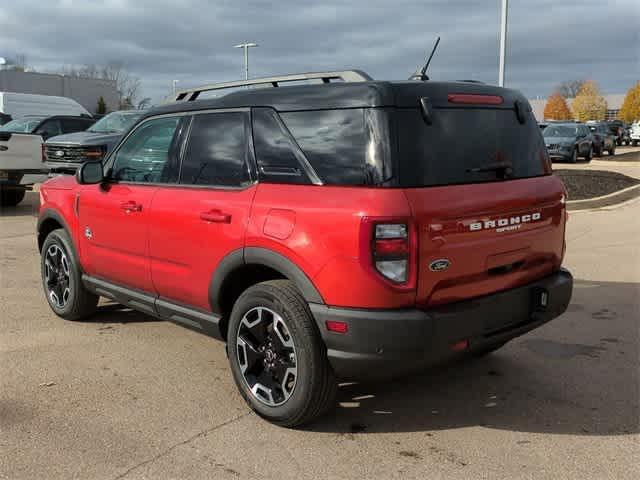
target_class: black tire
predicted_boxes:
[568,147,578,163]
[583,146,592,162]
[633,140,638,147]
[608,144,616,156]
[594,145,603,157]
[227,280,337,427]
[41,228,98,320]
[472,342,506,358]
[0,188,26,207]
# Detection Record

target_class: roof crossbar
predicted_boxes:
[173,70,373,102]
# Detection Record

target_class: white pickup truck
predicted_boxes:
[631,121,640,147]
[0,92,94,206]
[0,115,94,206]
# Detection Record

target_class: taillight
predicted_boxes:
[360,218,417,290]
[42,143,47,163]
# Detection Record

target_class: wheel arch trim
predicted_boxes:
[37,208,73,252]
[209,247,325,314]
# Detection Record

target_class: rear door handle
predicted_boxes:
[120,201,143,212]
[200,209,232,223]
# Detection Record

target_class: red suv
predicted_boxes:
[37,70,573,427]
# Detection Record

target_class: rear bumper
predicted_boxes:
[310,268,573,380]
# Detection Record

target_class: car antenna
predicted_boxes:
[409,36,441,81]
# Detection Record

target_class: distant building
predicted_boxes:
[529,94,625,121]
[0,70,119,114]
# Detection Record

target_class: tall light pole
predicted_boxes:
[498,0,509,87]
[233,43,258,81]
[172,79,179,96]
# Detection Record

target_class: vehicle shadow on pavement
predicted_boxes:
[0,197,39,218]
[89,302,160,324]
[308,279,639,437]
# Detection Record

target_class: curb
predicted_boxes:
[567,183,640,211]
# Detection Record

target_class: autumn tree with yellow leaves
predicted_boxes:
[571,81,607,122]
[619,81,640,122]
[543,93,573,120]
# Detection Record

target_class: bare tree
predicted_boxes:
[557,80,586,99]
[136,97,152,110]
[60,62,142,109]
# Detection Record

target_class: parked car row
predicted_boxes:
[541,120,619,163]
[0,91,144,206]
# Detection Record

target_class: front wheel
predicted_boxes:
[608,144,616,156]
[227,280,336,427]
[41,229,98,320]
[568,147,578,163]
[583,146,593,161]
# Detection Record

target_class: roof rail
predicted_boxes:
[173,70,373,102]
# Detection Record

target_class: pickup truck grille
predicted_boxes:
[46,145,93,163]
[546,143,560,150]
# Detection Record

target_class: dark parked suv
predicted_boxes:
[586,121,616,156]
[543,123,593,162]
[38,69,572,426]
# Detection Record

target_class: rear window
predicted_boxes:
[396,108,550,187]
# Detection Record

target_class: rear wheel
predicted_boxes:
[41,229,98,320]
[227,280,336,427]
[0,187,26,207]
[633,140,639,147]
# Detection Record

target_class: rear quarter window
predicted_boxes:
[280,109,368,185]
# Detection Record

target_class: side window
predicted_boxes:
[252,108,311,185]
[35,120,62,139]
[61,118,92,134]
[111,116,180,183]
[180,112,251,187]
[280,109,367,185]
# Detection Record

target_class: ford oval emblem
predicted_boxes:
[429,259,451,272]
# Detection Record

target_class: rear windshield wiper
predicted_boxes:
[467,162,514,179]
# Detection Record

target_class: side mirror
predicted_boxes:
[76,161,104,185]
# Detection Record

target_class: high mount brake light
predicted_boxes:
[448,94,504,105]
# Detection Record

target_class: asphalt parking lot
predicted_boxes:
[1,192,639,480]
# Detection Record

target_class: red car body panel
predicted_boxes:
[403,175,566,307]
[77,183,156,292]
[247,184,416,308]
[39,171,567,312]
[148,185,257,311]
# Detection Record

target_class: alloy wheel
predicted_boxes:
[236,306,298,407]
[44,244,71,308]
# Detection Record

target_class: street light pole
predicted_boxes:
[172,79,179,96]
[498,0,509,87]
[233,43,258,81]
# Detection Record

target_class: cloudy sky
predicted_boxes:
[1,0,638,104]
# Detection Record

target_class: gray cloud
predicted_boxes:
[1,0,638,104]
